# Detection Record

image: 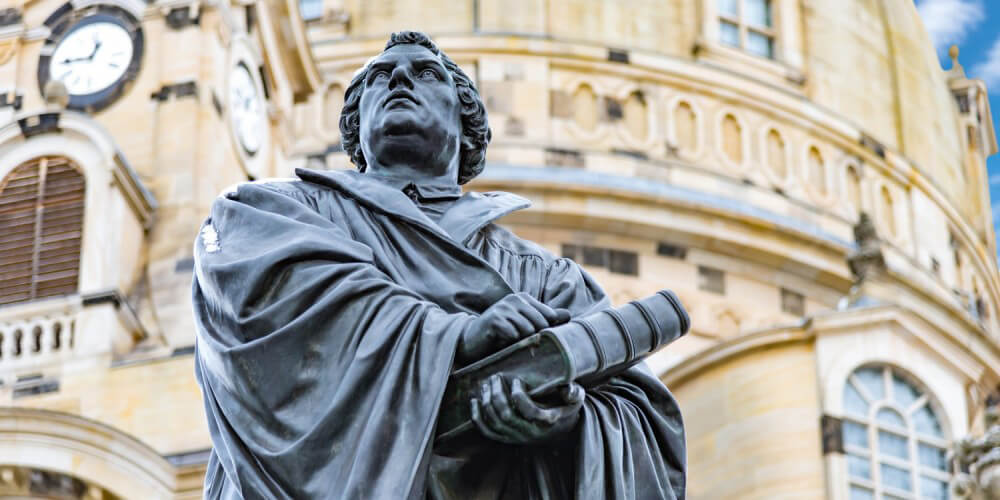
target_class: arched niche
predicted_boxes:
[846,163,863,216]
[805,145,829,198]
[670,98,701,159]
[622,90,648,142]
[572,83,599,132]
[765,128,787,180]
[879,185,897,239]
[720,112,744,166]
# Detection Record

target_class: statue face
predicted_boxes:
[358,44,462,180]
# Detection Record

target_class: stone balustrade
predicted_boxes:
[0,297,79,375]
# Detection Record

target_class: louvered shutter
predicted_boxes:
[0,157,85,306]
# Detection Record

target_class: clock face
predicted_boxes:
[229,63,265,156]
[37,7,144,113]
[49,21,134,96]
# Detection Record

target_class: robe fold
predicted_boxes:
[192,168,685,499]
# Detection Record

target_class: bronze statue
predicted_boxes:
[192,31,687,499]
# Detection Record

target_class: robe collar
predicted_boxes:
[361,172,463,201]
[294,168,531,244]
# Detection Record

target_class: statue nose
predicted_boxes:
[389,67,413,90]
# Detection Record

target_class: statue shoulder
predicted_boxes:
[476,223,561,265]
[215,178,347,211]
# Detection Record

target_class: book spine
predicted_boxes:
[548,290,689,382]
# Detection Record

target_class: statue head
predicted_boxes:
[340,31,491,185]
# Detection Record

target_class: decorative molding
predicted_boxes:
[951,405,1000,499]
[607,48,629,64]
[0,8,22,27]
[164,4,199,29]
[111,150,157,230]
[0,90,22,110]
[859,133,886,159]
[17,112,60,138]
[660,324,812,385]
[666,95,704,162]
[164,448,210,467]
[820,415,844,455]
[12,377,59,399]
[846,213,887,285]
[150,81,198,101]
[0,407,182,497]
[81,288,148,340]
[0,40,19,66]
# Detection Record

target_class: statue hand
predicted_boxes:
[456,293,570,365]
[470,375,584,445]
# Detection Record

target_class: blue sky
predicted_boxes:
[915,0,1000,251]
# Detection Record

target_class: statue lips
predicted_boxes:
[383,90,420,110]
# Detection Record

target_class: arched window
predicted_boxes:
[841,365,950,500]
[0,157,85,306]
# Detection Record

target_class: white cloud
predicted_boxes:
[971,36,1000,88]
[916,0,985,52]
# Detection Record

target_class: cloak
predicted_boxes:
[192,168,685,499]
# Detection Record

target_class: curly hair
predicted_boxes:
[339,31,491,185]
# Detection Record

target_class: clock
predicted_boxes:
[37,5,143,113]
[228,62,265,157]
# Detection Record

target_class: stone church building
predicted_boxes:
[0,0,997,498]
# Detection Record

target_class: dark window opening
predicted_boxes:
[562,243,639,276]
[656,242,687,259]
[698,266,725,294]
[780,288,805,316]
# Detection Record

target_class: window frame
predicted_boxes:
[696,0,806,90]
[841,365,951,500]
[298,0,323,22]
[0,156,86,306]
[717,0,777,59]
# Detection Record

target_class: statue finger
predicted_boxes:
[489,375,519,425]
[493,321,520,344]
[471,398,514,444]
[519,294,563,326]
[491,376,548,437]
[511,379,559,425]
[554,308,571,325]
[505,313,536,338]
[480,379,521,438]
[511,299,549,332]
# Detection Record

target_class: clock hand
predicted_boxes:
[88,39,102,61]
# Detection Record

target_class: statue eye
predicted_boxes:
[370,70,390,82]
[419,68,439,81]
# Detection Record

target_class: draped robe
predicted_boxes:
[192,168,686,499]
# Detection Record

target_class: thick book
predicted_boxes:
[435,290,690,445]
